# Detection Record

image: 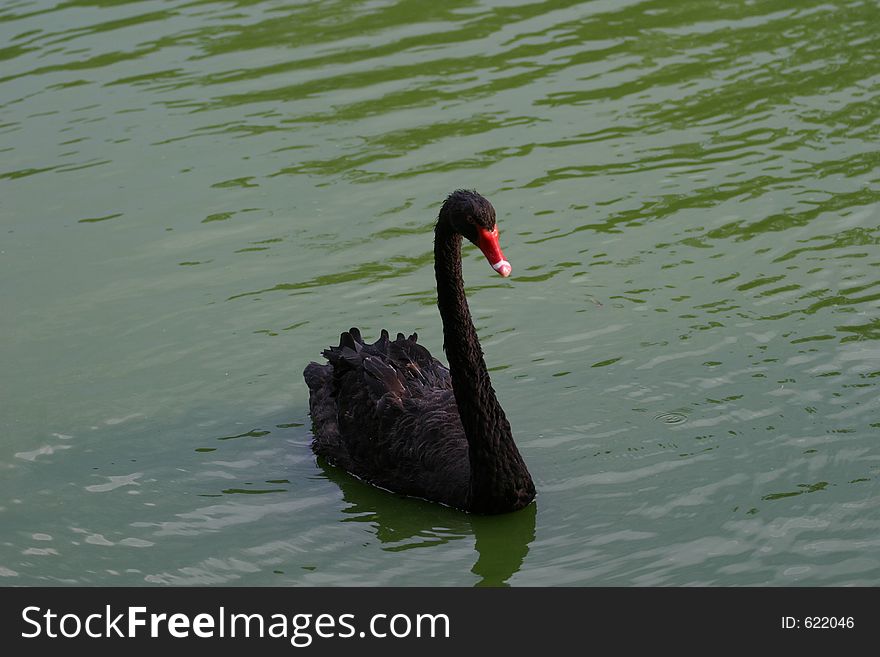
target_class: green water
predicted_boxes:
[1,0,878,586]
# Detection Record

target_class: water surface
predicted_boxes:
[1,0,879,585]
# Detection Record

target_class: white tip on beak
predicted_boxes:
[492,259,512,277]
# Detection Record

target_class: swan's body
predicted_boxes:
[304,190,535,514]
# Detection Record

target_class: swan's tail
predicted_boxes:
[303,361,331,394]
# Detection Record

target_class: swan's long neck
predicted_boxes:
[434,223,535,513]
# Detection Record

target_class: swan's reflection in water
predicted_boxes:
[469,505,536,587]
[317,459,536,586]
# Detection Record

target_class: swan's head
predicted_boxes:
[440,189,511,277]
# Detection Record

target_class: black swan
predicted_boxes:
[304,190,535,514]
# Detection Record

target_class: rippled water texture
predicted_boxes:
[2,0,879,585]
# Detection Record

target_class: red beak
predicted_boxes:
[476,226,511,277]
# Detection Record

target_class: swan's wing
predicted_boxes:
[323,329,451,401]
[305,328,468,503]
[324,329,453,440]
